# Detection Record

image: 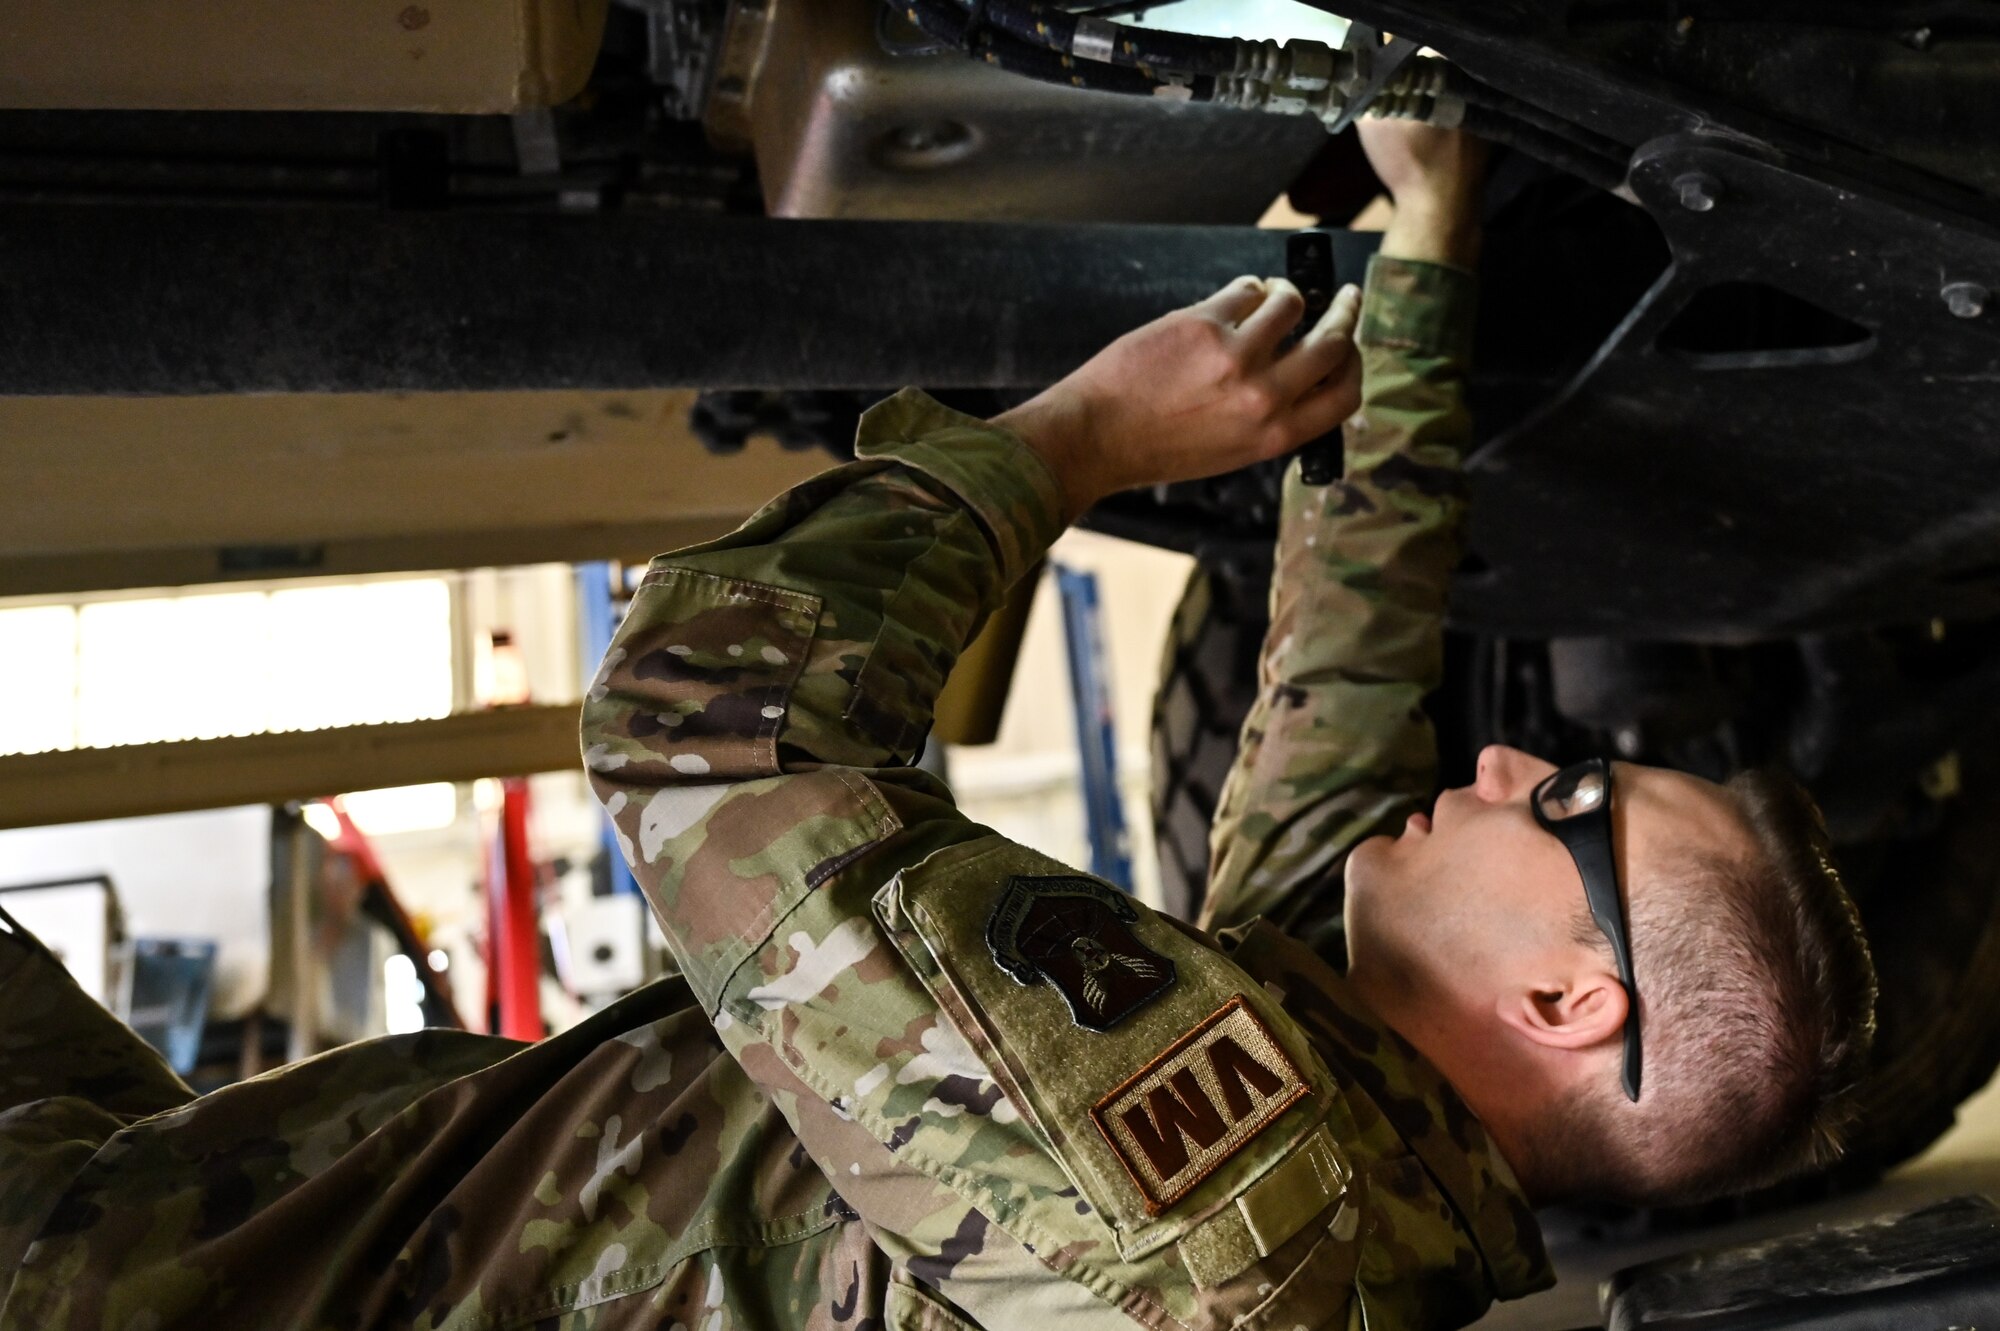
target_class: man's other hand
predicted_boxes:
[1357,118,1487,269]
[992,276,1363,518]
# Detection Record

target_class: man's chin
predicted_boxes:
[1344,832,1396,898]
[1341,834,1399,971]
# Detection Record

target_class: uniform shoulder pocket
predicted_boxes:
[589,567,820,781]
[873,837,1339,1261]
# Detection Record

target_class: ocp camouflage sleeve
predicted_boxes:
[581,389,1069,1012]
[1201,256,1479,945]
[582,392,1374,1331]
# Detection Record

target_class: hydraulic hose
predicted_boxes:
[1366,56,1631,188]
[897,1,1631,190]
[961,0,1239,75]
[901,0,1212,97]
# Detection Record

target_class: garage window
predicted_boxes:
[0,578,454,755]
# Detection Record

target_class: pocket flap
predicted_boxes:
[590,567,819,780]
[875,836,1333,1258]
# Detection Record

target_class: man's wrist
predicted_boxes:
[990,389,1105,521]
[855,388,1073,580]
[1358,254,1480,365]
[1379,194,1482,269]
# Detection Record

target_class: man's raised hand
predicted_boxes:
[992,275,1363,519]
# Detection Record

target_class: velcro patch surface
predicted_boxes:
[1090,997,1308,1213]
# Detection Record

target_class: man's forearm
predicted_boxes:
[1201,255,1478,940]
[1381,196,1482,269]
[1196,119,1487,941]
[1368,119,1488,270]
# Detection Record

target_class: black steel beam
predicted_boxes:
[0,207,1337,395]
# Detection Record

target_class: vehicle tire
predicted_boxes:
[1825,770,2000,1183]
[1148,558,1271,923]
[1149,559,2000,1193]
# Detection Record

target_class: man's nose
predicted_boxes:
[1472,744,1556,803]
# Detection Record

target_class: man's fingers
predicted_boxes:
[1314,282,1364,344]
[1271,283,1363,401]
[1234,278,1308,356]
[1285,363,1363,447]
[1192,275,1268,326]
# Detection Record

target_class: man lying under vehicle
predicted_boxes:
[0,120,1874,1331]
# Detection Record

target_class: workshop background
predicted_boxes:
[0,522,1194,1052]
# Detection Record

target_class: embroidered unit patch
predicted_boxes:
[1090,996,1308,1213]
[986,874,1176,1032]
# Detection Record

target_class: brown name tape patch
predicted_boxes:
[1090,996,1308,1214]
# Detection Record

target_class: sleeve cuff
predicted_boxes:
[854,388,1069,585]
[1357,255,1479,364]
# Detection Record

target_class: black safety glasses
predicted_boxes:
[1531,757,1642,1102]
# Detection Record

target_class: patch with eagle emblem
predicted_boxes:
[986,875,1176,1031]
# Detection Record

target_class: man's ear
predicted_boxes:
[1498,970,1629,1052]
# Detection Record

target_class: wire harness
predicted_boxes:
[892,0,1633,188]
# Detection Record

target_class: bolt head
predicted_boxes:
[1674,172,1720,212]
[875,118,977,171]
[1943,281,1990,319]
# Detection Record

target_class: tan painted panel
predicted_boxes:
[0,0,608,112]
[1,389,834,595]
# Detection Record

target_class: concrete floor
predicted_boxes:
[1472,1074,2000,1328]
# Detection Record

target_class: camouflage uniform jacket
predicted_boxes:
[0,257,1549,1331]
[574,253,1549,1329]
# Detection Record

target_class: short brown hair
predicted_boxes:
[1528,768,1877,1206]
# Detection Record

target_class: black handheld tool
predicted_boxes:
[1286,229,1343,486]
